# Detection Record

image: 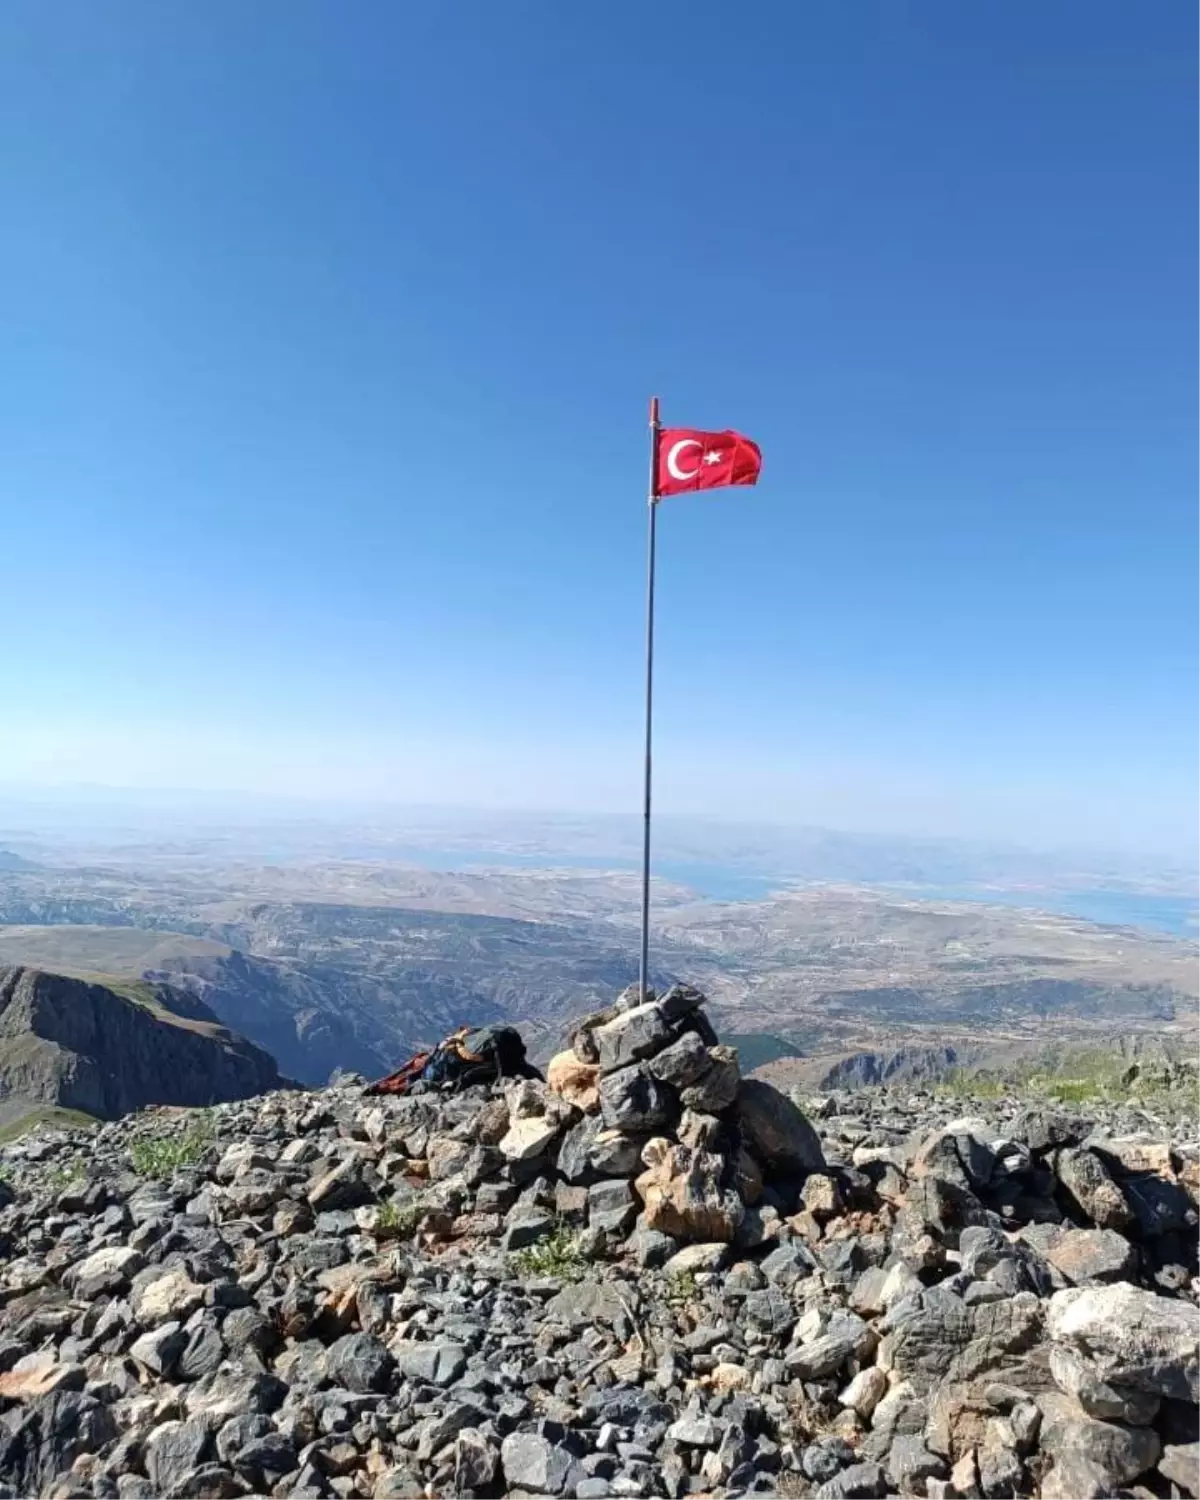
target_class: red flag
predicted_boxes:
[656,427,762,497]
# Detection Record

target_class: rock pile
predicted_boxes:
[0,983,1192,1500]
[537,984,824,1261]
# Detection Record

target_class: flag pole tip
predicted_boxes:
[649,396,659,423]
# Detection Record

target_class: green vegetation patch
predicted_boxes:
[129,1116,216,1178]
[509,1226,587,1281]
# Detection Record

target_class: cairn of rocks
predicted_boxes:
[0,982,1192,1500]
[528,983,825,1265]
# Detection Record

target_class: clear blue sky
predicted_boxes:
[1,2,1195,856]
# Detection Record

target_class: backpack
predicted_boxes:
[364,1024,541,1097]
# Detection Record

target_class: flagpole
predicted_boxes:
[639,395,661,1003]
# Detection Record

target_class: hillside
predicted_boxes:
[0,966,287,1130]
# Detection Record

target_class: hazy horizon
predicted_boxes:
[0,778,1195,877]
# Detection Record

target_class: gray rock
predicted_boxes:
[454,1429,499,1492]
[589,1129,649,1178]
[761,1243,817,1288]
[628,1228,676,1267]
[785,1330,860,1380]
[178,1323,225,1382]
[657,983,707,1021]
[587,1178,637,1236]
[646,1031,711,1088]
[502,1211,556,1250]
[1055,1147,1132,1230]
[65,1245,145,1299]
[146,1418,213,1495]
[813,1460,888,1498]
[1159,1442,1200,1497]
[679,1046,740,1113]
[0,1392,117,1498]
[1038,1391,1161,1494]
[546,1280,631,1330]
[307,1156,372,1211]
[663,1241,728,1274]
[667,1413,721,1446]
[233,1433,298,1479]
[393,1340,467,1387]
[556,1115,603,1184]
[592,1003,672,1073]
[599,1065,675,1132]
[500,1431,574,1494]
[977,1418,1023,1497]
[172,1461,246,1497]
[887,1435,945,1493]
[1048,1344,1161,1424]
[324,1333,395,1393]
[130,1321,188,1378]
[1012,1107,1088,1154]
[736,1079,825,1173]
[741,1287,794,1338]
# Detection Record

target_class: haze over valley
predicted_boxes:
[0,795,1193,1092]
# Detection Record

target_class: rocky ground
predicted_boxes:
[0,984,1194,1499]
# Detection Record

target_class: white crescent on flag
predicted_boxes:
[666,438,703,481]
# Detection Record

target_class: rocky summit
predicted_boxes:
[0,983,1193,1500]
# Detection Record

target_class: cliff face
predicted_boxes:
[0,966,286,1122]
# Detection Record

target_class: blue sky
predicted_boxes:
[1,2,1195,856]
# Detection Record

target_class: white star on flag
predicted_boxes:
[702,449,723,465]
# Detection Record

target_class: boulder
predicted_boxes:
[591,1002,672,1073]
[634,1139,744,1242]
[646,1030,711,1088]
[500,1431,574,1494]
[736,1078,825,1173]
[679,1045,740,1113]
[1054,1147,1132,1230]
[1037,1390,1161,1493]
[1043,1226,1137,1285]
[586,1178,637,1236]
[599,1064,676,1132]
[1048,1345,1160,1425]
[1160,1442,1200,1497]
[1047,1281,1200,1402]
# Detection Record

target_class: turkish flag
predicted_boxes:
[656,427,762,497]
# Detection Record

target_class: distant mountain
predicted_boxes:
[0,966,287,1131]
[0,851,37,872]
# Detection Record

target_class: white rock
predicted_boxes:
[497,1116,560,1161]
[1047,1281,1200,1403]
[839,1366,887,1418]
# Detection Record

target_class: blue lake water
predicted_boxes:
[359,844,1197,937]
[877,884,1199,938]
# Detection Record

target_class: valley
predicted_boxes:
[0,831,1193,1090]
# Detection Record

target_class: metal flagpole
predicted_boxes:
[639,396,661,1002]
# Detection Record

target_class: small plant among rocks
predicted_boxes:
[129,1119,215,1178]
[45,1159,84,1191]
[509,1226,587,1281]
[664,1268,698,1303]
[374,1195,428,1238]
